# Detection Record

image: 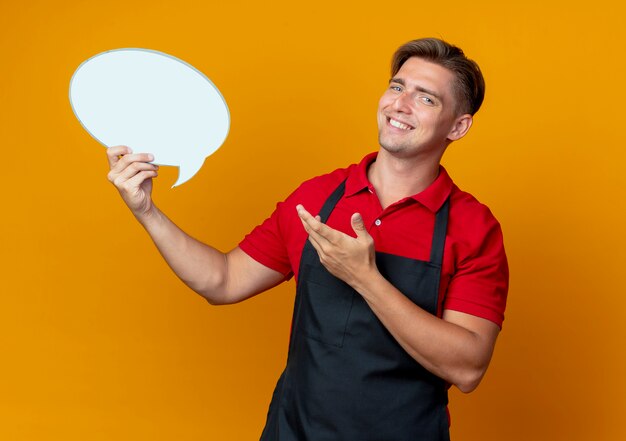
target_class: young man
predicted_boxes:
[106,38,508,441]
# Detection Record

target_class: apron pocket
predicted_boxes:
[297,264,355,348]
[376,252,441,316]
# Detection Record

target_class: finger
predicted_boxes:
[111,153,155,175]
[306,231,324,255]
[108,156,158,184]
[106,145,133,168]
[296,204,314,220]
[112,161,159,185]
[305,231,338,271]
[296,204,337,241]
[296,207,333,247]
[351,213,369,239]
[296,204,318,230]
[120,169,158,192]
[297,211,325,242]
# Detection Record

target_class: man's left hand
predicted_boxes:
[296,204,377,288]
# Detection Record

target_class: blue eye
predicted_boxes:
[390,85,402,92]
[421,96,434,105]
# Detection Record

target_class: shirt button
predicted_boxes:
[374,219,382,226]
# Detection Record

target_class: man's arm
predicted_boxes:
[106,146,285,305]
[296,204,499,393]
[348,271,499,393]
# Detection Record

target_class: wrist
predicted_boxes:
[351,265,384,297]
[136,205,162,229]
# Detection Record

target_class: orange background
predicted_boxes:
[1,0,625,439]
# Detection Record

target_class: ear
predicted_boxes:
[446,114,473,142]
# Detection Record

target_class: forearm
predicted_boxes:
[104,147,268,305]
[137,206,229,303]
[353,271,496,393]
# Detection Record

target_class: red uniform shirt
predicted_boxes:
[239,152,509,327]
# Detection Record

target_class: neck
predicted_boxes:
[368,149,441,209]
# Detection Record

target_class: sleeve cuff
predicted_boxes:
[239,240,293,279]
[443,297,504,328]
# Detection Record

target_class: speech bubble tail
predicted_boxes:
[171,159,205,188]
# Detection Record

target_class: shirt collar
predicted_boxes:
[345,151,454,213]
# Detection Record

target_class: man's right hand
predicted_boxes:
[106,145,159,220]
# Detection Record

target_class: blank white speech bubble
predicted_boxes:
[69,48,230,187]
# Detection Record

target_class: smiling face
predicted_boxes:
[377,57,472,161]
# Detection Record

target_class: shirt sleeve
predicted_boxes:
[239,199,294,278]
[443,205,509,328]
[237,167,351,281]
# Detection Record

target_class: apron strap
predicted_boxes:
[318,179,347,223]
[429,197,450,267]
[303,177,448,268]
[291,179,348,355]
[298,179,347,275]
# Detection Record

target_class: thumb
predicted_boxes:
[351,213,368,238]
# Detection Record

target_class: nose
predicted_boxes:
[392,91,412,113]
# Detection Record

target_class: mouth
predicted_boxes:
[387,117,415,131]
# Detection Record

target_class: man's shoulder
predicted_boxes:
[288,162,358,203]
[449,184,503,236]
[301,165,354,189]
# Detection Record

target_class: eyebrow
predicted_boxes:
[389,77,442,101]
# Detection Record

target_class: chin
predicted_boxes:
[378,135,410,155]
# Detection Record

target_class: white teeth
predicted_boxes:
[389,118,411,130]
